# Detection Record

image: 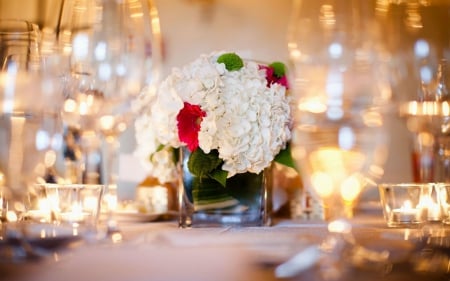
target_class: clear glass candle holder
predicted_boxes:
[418,183,443,223]
[378,183,431,227]
[436,183,450,225]
[31,184,104,233]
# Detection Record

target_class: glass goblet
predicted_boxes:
[0,19,63,261]
[288,0,392,222]
[383,1,450,183]
[286,1,394,278]
[57,0,162,240]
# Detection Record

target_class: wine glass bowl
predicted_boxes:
[285,3,396,276]
[0,20,63,222]
[287,0,392,221]
[384,1,450,183]
[399,100,450,182]
[56,0,162,239]
[57,0,161,183]
[290,106,390,220]
[0,19,65,262]
[59,1,150,134]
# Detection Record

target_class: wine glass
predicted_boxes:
[56,0,162,240]
[284,1,393,277]
[383,1,450,183]
[0,19,64,261]
[288,0,392,222]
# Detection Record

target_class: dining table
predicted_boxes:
[1,206,449,281]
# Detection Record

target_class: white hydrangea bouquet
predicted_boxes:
[134,51,294,213]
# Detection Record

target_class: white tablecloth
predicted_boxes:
[0,214,446,281]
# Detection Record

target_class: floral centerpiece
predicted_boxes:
[134,51,293,226]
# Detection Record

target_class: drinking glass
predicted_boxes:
[0,19,64,261]
[288,0,392,221]
[285,1,394,278]
[56,0,162,240]
[383,1,450,183]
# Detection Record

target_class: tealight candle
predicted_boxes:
[27,209,51,222]
[379,183,429,227]
[417,195,442,222]
[84,195,99,212]
[27,198,53,222]
[391,200,419,223]
[34,184,103,228]
[427,202,441,221]
[60,203,85,223]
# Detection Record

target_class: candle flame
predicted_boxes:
[402,200,413,210]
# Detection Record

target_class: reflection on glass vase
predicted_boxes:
[179,148,272,228]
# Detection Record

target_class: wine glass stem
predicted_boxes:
[8,116,25,217]
[323,201,354,221]
[102,134,119,196]
[101,134,122,241]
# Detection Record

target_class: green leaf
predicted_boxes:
[156,144,165,152]
[191,176,238,210]
[149,144,166,162]
[187,149,223,178]
[217,53,244,71]
[226,171,264,206]
[269,61,286,78]
[274,143,298,172]
[172,147,180,164]
[210,169,228,187]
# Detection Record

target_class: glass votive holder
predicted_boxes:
[417,183,443,223]
[33,184,104,231]
[27,184,55,223]
[378,183,430,227]
[436,183,450,225]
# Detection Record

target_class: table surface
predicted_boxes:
[1,210,449,281]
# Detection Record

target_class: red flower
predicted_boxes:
[177,102,206,152]
[259,65,289,89]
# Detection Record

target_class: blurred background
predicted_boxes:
[0,0,412,204]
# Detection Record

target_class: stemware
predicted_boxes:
[0,19,64,261]
[56,0,162,240]
[287,0,392,221]
[383,1,450,183]
[286,1,394,278]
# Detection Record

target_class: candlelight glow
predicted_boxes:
[298,99,327,113]
[311,172,334,198]
[308,148,366,203]
[64,99,77,113]
[38,198,52,213]
[401,200,413,210]
[417,192,441,220]
[399,101,450,117]
[100,115,115,131]
[328,219,351,234]
[84,196,98,212]
[6,210,17,222]
[340,175,362,202]
[111,232,123,244]
[70,203,84,221]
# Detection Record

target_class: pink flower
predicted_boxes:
[259,65,289,89]
[177,102,206,152]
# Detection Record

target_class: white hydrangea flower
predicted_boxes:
[134,51,291,180]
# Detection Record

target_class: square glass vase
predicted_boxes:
[178,148,273,228]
